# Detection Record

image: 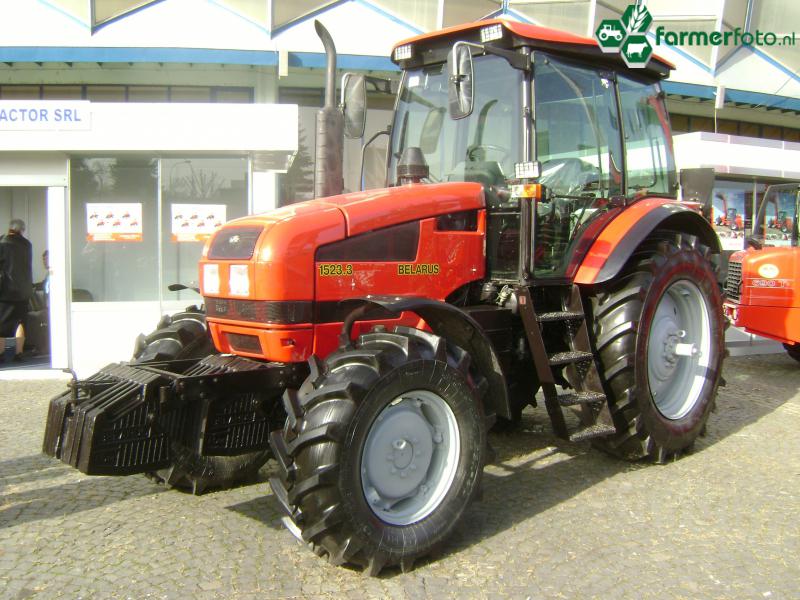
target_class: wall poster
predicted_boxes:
[86,203,143,242]
[171,204,226,242]
[711,188,746,251]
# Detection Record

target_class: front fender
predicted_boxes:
[575,199,720,285]
[339,295,511,421]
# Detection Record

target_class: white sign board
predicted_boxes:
[0,101,91,131]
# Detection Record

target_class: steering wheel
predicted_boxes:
[466,144,510,164]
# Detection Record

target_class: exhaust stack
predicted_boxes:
[314,20,345,199]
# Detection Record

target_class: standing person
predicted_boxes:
[0,219,34,349]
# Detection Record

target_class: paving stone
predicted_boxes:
[1,356,799,597]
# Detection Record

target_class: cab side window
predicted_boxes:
[532,55,622,276]
[535,56,622,199]
[617,76,677,195]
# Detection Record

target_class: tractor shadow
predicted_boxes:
[0,454,164,530]
[434,353,800,563]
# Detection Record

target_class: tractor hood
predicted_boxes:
[200,181,485,301]
[317,181,485,236]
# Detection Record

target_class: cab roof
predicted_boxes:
[391,18,673,79]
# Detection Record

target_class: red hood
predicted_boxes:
[309,181,485,236]
[224,181,486,237]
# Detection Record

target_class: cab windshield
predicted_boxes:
[753,184,799,247]
[388,54,523,187]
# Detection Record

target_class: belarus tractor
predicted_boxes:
[43,19,725,574]
[724,183,799,362]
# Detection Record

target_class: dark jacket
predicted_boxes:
[0,232,33,302]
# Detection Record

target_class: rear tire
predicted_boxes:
[589,233,724,462]
[133,308,270,494]
[784,343,800,363]
[270,326,488,575]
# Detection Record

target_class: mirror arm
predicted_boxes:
[359,127,391,191]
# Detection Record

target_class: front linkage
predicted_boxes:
[43,354,304,478]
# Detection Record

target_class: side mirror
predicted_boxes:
[447,42,474,120]
[342,73,367,139]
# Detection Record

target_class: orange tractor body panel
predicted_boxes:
[723,183,800,350]
[724,246,800,345]
[201,182,487,362]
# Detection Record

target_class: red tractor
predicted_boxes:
[44,19,725,574]
[724,183,800,362]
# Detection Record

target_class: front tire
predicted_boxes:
[133,309,271,494]
[270,326,487,575]
[784,343,800,363]
[589,233,724,462]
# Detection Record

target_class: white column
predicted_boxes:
[251,171,278,215]
[46,186,69,370]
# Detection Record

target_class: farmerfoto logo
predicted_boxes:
[597,3,797,68]
[595,4,653,68]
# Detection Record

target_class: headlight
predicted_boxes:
[229,264,250,297]
[393,44,413,61]
[480,24,503,43]
[203,264,219,294]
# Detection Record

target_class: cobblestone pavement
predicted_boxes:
[1,354,799,599]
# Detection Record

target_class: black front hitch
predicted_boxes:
[43,355,303,476]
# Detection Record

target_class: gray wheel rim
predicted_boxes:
[360,389,460,526]
[647,279,712,420]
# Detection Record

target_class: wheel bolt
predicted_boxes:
[410,464,417,471]
[390,467,397,474]
[400,472,407,479]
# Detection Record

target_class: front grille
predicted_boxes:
[205,298,313,324]
[208,226,263,259]
[726,259,742,302]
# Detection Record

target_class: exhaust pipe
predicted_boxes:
[313,20,345,199]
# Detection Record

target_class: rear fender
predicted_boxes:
[340,296,512,421]
[575,200,721,284]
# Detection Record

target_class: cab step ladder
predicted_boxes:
[517,284,616,442]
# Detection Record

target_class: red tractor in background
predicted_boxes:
[712,193,744,231]
[44,19,725,574]
[724,183,800,362]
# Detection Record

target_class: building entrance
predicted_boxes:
[0,186,51,369]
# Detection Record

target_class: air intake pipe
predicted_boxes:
[313,20,345,199]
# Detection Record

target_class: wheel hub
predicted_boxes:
[361,390,460,526]
[364,403,434,505]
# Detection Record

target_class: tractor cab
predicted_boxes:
[752,183,799,244]
[371,19,677,281]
